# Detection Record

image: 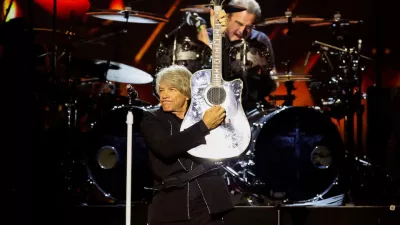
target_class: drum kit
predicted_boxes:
[33,3,395,208]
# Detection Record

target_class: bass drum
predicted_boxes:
[249,106,346,204]
[81,103,159,204]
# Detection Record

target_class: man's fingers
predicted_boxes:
[219,10,227,17]
[217,106,225,114]
[220,112,226,119]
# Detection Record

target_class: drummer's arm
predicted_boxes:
[197,25,211,47]
[184,12,211,46]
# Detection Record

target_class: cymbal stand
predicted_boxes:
[64,25,78,129]
[325,13,365,155]
[342,43,366,156]
[312,40,365,155]
[51,0,58,80]
[49,0,76,129]
[284,9,293,72]
[282,9,295,106]
[102,7,131,95]
[354,39,364,154]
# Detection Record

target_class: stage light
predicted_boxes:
[110,0,125,10]
[3,0,21,22]
[34,0,90,20]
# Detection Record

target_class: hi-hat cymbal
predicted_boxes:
[93,60,153,84]
[309,19,363,27]
[256,15,324,26]
[32,27,84,53]
[86,8,168,24]
[32,27,78,41]
[271,73,312,82]
[180,4,246,14]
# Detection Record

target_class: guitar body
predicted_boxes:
[180,69,251,160]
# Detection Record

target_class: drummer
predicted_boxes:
[185,0,277,110]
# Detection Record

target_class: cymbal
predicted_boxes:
[255,15,324,26]
[32,27,82,47]
[86,8,168,24]
[33,27,70,33]
[180,4,246,14]
[309,19,363,27]
[271,73,312,82]
[93,60,153,84]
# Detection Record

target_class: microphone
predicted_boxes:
[165,13,193,39]
[165,20,187,39]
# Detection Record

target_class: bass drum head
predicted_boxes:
[253,106,345,202]
[83,105,157,204]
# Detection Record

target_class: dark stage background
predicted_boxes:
[1,1,399,225]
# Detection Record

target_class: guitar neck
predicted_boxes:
[212,5,223,86]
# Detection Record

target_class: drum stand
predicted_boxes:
[282,81,295,106]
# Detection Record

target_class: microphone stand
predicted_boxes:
[125,84,137,225]
[123,9,133,225]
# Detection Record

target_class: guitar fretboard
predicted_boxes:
[212,6,223,86]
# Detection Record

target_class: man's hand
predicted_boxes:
[185,12,206,30]
[202,105,226,130]
[210,9,227,34]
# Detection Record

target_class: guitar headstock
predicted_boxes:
[210,0,226,8]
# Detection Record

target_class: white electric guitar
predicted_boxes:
[180,0,251,160]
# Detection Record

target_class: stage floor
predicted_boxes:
[46,204,400,225]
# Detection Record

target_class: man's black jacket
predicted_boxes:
[140,108,234,223]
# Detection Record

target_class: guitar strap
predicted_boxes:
[153,161,222,191]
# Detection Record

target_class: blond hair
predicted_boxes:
[155,65,192,98]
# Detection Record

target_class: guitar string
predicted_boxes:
[216,9,219,105]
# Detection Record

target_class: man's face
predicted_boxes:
[226,11,256,41]
[159,81,189,113]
